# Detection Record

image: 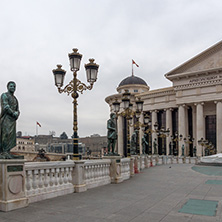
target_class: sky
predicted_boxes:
[0,0,221,138]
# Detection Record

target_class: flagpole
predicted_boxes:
[132,60,134,77]
[36,122,38,136]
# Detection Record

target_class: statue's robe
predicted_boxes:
[0,92,19,153]
[107,119,117,140]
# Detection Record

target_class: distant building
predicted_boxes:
[12,136,35,152]
[79,135,107,157]
[32,134,106,156]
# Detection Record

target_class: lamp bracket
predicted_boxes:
[57,78,94,96]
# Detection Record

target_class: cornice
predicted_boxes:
[174,75,222,91]
[137,87,175,98]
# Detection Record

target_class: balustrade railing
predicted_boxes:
[84,159,111,189]
[24,156,197,204]
[120,158,130,181]
[25,161,74,203]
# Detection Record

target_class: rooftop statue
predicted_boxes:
[0,81,22,159]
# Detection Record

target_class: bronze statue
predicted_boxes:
[130,130,138,155]
[107,113,117,155]
[142,133,148,154]
[181,144,185,156]
[0,81,21,159]
[153,138,157,155]
[193,146,197,157]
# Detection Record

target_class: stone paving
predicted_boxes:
[0,163,222,222]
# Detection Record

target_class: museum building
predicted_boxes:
[105,41,222,157]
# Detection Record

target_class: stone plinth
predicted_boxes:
[73,160,87,193]
[103,156,122,184]
[130,157,135,176]
[131,155,140,173]
[0,159,28,211]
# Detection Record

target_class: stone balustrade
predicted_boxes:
[0,155,199,211]
[120,158,131,181]
[84,159,111,189]
[25,161,75,203]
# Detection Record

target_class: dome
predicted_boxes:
[118,76,147,87]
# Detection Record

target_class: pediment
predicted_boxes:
[165,40,222,78]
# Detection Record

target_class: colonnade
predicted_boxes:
[116,101,222,157]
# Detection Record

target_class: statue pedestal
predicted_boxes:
[131,155,140,173]
[0,159,28,211]
[103,156,123,184]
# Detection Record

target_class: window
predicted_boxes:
[134,89,138,92]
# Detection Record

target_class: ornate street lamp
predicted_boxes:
[112,98,120,113]
[183,136,195,157]
[52,48,99,160]
[113,91,144,157]
[198,138,208,157]
[171,131,183,156]
[154,122,170,155]
[143,114,153,154]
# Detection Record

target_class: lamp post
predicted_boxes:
[52,48,99,160]
[170,136,174,155]
[198,138,208,157]
[144,114,153,154]
[183,136,195,157]
[204,141,212,156]
[154,122,170,155]
[171,132,183,156]
[112,91,144,157]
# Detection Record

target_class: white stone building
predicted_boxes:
[12,136,35,152]
[105,41,222,157]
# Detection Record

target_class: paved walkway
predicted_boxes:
[1,164,222,222]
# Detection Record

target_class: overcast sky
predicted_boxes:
[0,0,221,138]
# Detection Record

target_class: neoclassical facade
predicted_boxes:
[105,41,222,157]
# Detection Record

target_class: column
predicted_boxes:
[139,114,143,154]
[166,108,173,155]
[117,115,123,156]
[152,110,158,154]
[216,101,222,153]
[192,105,197,150]
[196,103,204,156]
[178,105,186,156]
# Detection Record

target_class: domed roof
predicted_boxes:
[118,76,147,87]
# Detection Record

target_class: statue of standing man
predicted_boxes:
[0,81,20,159]
[107,113,117,155]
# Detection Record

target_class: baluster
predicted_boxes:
[59,168,64,186]
[38,169,44,194]
[91,165,94,184]
[64,167,68,184]
[97,164,101,181]
[89,165,92,184]
[105,164,108,178]
[95,165,98,181]
[84,165,88,184]
[44,169,50,192]
[26,170,32,196]
[49,168,55,191]
[32,169,38,195]
[68,167,72,184]
[54,168,59,189]
[101,164,105,179]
